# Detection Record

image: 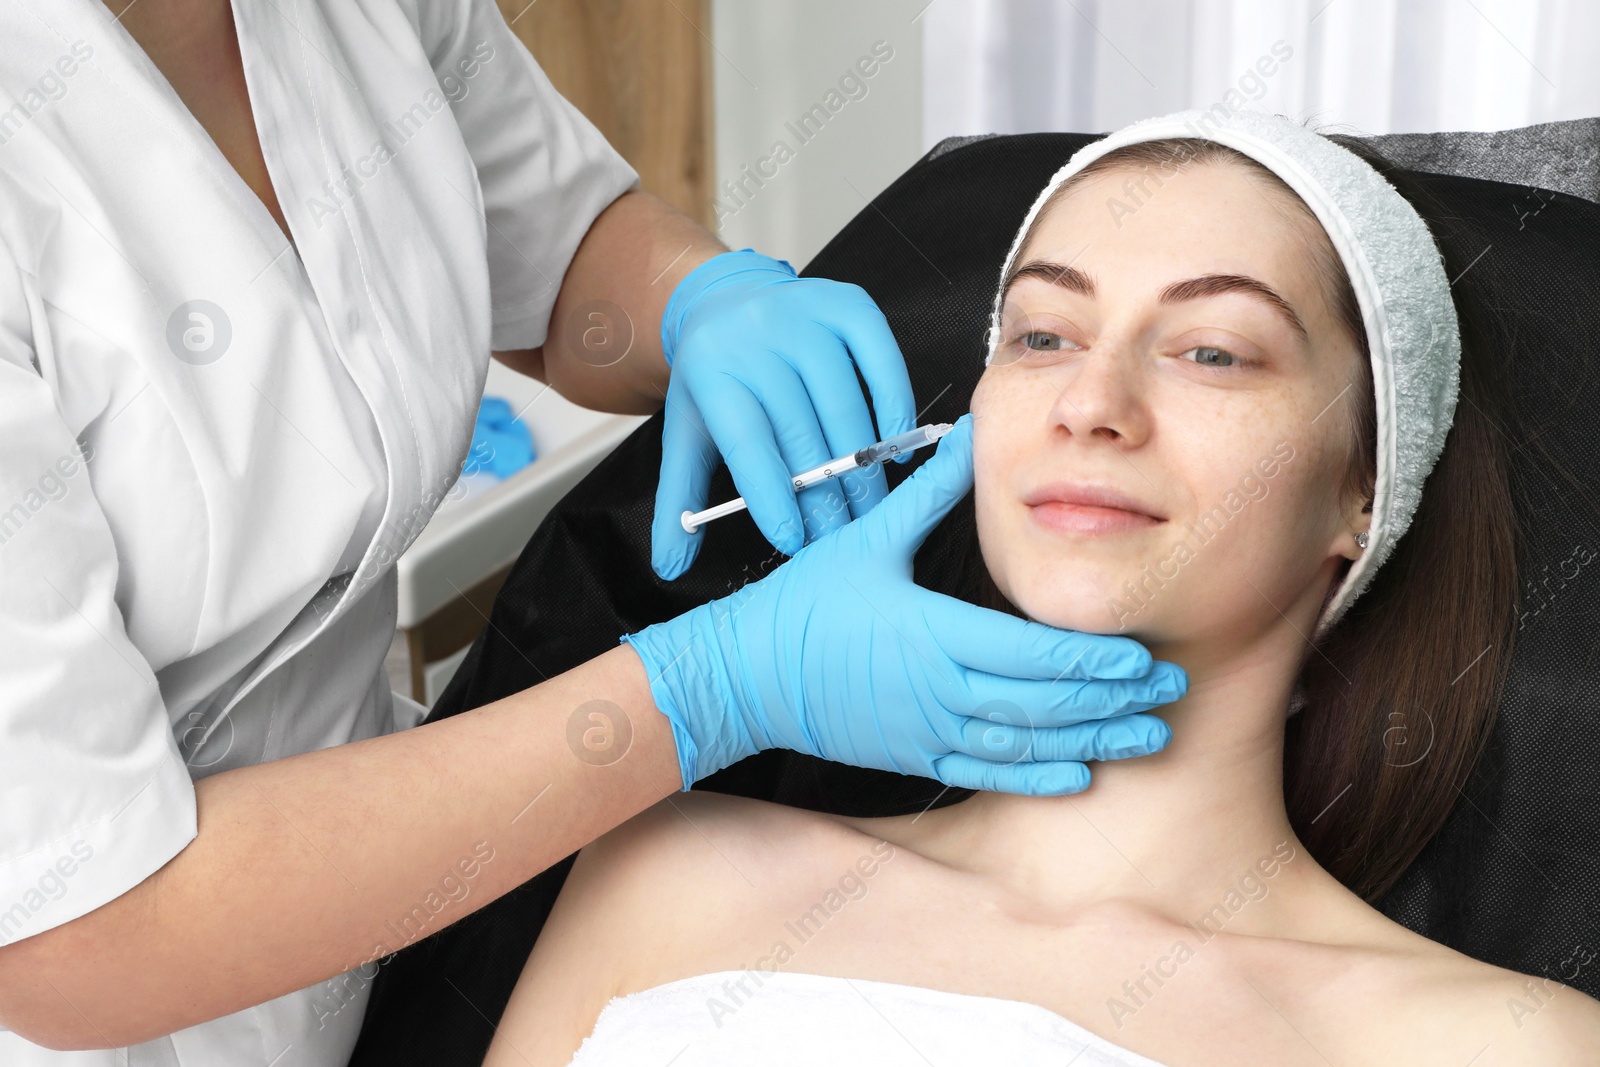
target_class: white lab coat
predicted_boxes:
[0,0,638,1061]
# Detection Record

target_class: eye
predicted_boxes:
[1021,330,1067,352]
[1180,345,1250,370]
[994,322,1082,368]
[1006,329,1082,357]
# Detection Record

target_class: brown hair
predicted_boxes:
[968,132,1520,903]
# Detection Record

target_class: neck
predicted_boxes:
[908,628,1349,936]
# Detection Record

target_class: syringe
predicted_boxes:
[680,422,956,533]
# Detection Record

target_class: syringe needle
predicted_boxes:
[680,421,955,534]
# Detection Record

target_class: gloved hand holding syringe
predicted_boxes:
[681,422,956,533]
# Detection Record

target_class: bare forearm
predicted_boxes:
[494,189,726,413]
[0,644,680,1050]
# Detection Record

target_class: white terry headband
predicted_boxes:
[984,107,1462,644]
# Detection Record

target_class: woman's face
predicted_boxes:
[972,159,1370,653]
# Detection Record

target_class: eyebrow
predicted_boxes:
[1003,260,1309,344]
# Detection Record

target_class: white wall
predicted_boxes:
[711,2,1600,264]
[710,0,927,270]
[921,0,1600,145]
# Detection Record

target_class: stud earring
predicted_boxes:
[1355,530,1369,550]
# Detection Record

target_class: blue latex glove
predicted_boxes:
[652,248,917,580]
[464,396,536,479]
[623,415,1187,794]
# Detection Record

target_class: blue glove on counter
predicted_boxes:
[623,415,1187,794]
[652,248,918,580]
[464,396,536,479]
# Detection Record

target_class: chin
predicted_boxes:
[999,562,1142,635]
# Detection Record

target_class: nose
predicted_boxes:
[1046,339,1153,448]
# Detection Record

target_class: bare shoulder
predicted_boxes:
[544,790,873,987]
[1357,932,1600,1064]
[487,791,855,1066]
[1431,951,1600,1064]
[578,790,870,909]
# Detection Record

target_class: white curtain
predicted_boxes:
[922,0,1600,149]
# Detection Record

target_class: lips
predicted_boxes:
[1023,481,1166,534]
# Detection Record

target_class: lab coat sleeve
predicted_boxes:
[411,0,643,352]
[0,253,197,948]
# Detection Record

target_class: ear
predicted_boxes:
[1337,495,1374,561]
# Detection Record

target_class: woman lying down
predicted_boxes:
[484,109,1600,1065]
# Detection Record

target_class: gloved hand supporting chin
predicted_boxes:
[623,414,1188,797]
